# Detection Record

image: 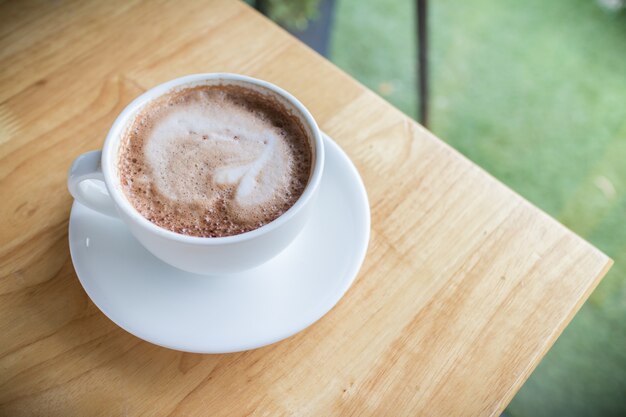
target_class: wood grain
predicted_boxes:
[0,0,612,416]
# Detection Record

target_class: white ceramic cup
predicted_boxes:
[68,74,324,275]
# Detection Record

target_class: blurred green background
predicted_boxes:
[329,0,626,415]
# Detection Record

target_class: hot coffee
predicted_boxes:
[118,84,312,237]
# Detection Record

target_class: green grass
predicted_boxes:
[331,0,626,415]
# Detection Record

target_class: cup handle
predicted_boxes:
[67,150,119,218]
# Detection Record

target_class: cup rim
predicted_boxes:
[101,73,324,245]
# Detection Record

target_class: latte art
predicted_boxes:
[118,85,312,237]
[144,106,291,215]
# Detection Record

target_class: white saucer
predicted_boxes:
[69,134,370,353]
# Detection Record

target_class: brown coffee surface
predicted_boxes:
[118,85,312,237]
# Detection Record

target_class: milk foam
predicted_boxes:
[119,85,311,237]
[145,104,291,212]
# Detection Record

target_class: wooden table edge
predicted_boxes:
[238,9,617,411]
[496,257,613,414]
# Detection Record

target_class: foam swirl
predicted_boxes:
[144,104,291,216]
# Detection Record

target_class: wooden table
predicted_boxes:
[0,1,612,415]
